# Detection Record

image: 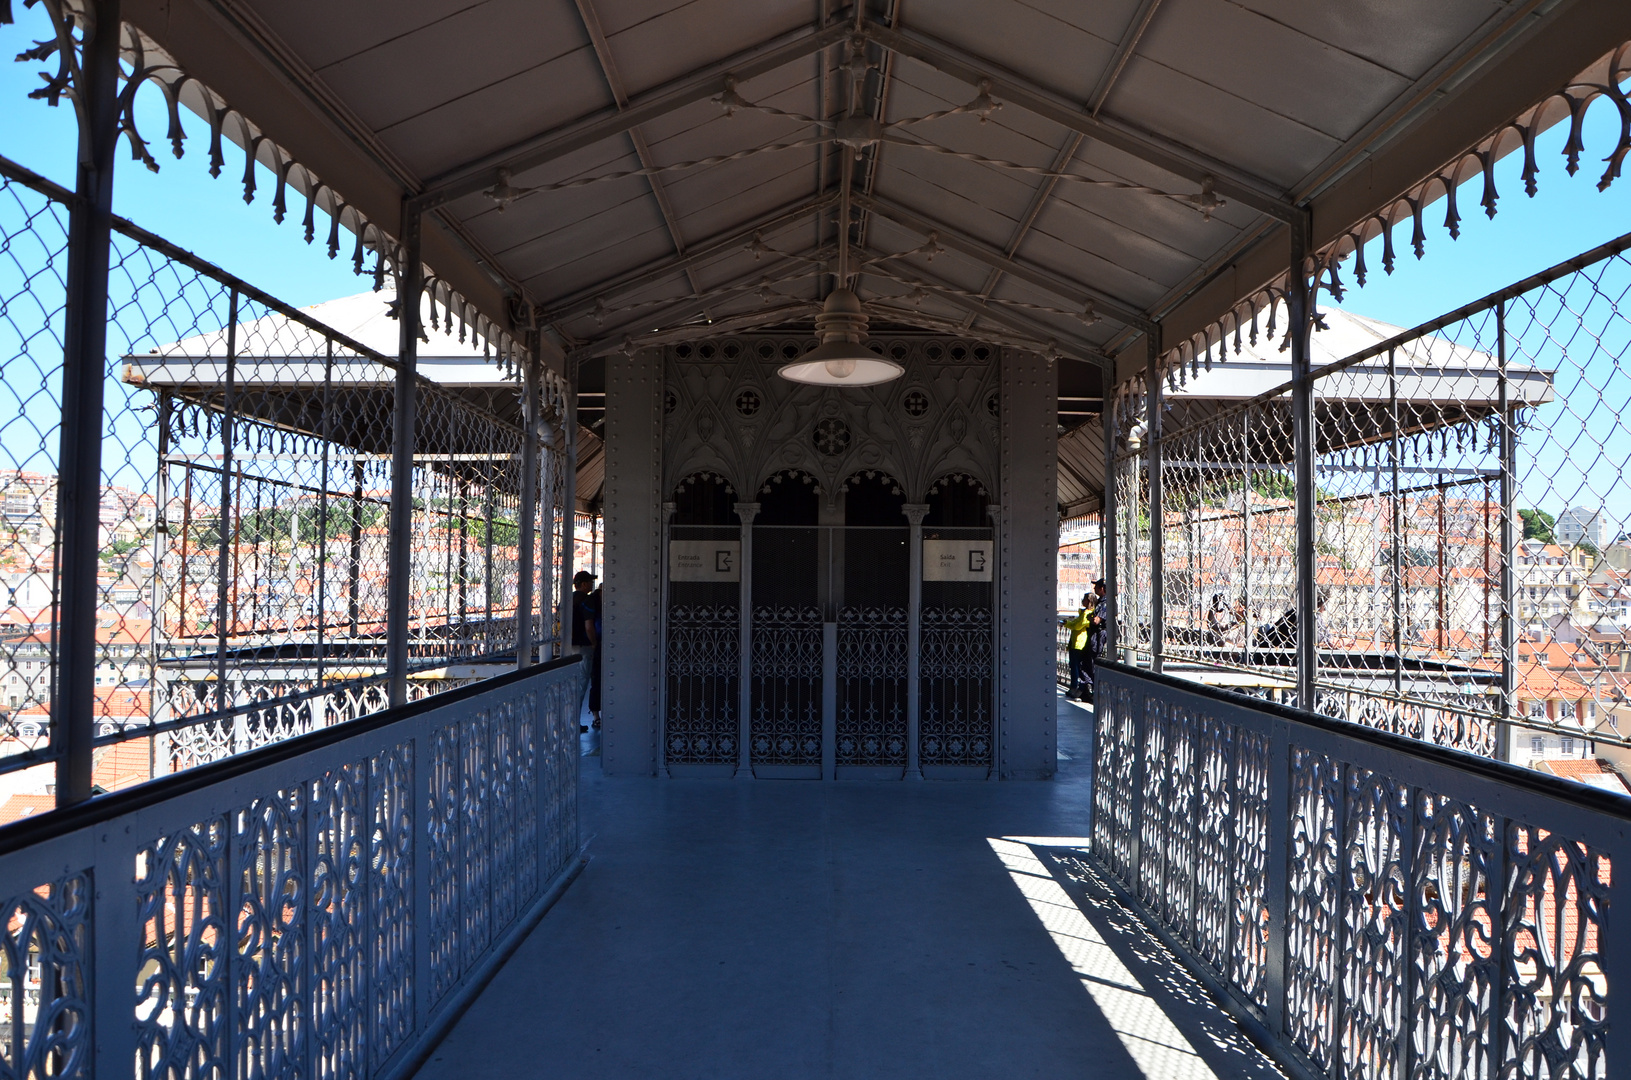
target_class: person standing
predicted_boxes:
[1084,578,1113,700]
[569,571,598,731]
[1061,595,1093,700]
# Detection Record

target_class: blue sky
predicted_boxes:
[2,9,1630,527]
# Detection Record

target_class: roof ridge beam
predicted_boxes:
[853,191,1155,335]
[858,245,1114,369]
[859,20,1296,223]
[565,248,831,361]
[539,191,836,325]
[412,22,852,213]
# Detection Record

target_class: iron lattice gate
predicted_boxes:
[919,607,994,767]
[664,605,739,763]
[749,605,824,765]
[836,606,908,766]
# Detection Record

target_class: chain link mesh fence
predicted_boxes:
[0,163,68,769]
[1116,230,1631,761]
[0,154,568,789]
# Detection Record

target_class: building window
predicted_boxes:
[1531,736,1545,755]
[1561,737,1575,755]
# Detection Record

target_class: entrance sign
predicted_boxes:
[923,539,993,582]
[669,540,741,582]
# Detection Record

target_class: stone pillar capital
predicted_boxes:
[734,501,761,526]
[901,503,930,527]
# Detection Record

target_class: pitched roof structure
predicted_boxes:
[105,0,1631,513]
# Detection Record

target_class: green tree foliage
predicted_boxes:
[1519,508,1555,542]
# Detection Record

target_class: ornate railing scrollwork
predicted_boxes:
[918,606,992,767]
[835,606,907,766]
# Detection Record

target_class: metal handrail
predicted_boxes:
[0,654,585,1080]
[1089,659,1630,1080]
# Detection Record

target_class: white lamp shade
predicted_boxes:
[778,342,904,387]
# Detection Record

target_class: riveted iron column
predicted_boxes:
[1145,330,1164,673]
[734,501,759,775]
[386,206,423,706]
[1102,397,1118,660]
[902,502,928,778]
[54,0,122,805]
[516,352,541,670]
[1288,209,1316,708]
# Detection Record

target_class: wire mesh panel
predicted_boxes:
[0,163,67,767]
[1131,230,1631,760]
[1110,399,1152,663]
[0,152,562,789]
[1158,386,1299,677]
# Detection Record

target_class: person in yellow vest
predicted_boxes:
[1061,593,1094,700]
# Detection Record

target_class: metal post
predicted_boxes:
[516,355,541,670]
[1436,472,1447,653]
[53,0,121,805]
[349,460,364,639]
[1102,396,1119,659]
[1146,331,1165,673]
[1498,302,1517,749]
[1242,408,1254,666]
[1288,210,1317,709]
[734,502,759,775]
[214,293,241,719]
[560,361,579,660]
[151,394,171,743]
[903,502,928,779]
[484,467,495,638]
[316,339,333,691]
[386,207,423,705]
[1389,348,1404,699]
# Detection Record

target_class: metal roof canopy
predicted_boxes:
[117,0,1631,511]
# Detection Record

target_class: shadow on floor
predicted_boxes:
[413,692,1282,1079]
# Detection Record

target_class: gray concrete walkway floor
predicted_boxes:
[415,696,1283,1079]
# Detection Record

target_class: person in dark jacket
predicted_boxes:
[570,571,598,731]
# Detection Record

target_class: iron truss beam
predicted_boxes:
[539,191,837,326]
[853,191,1154,335]
[858,20,1296,223]
[575,302,823,359]
[858,246,1113,369]
[571,0,708,306]
[961,0,1166,329]
[412,22,852,213]
[565,250,828,362]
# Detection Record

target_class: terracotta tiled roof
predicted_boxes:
[1535,758,1631,796]
[0,792,54,826]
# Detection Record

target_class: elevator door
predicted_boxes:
[834,474,908,773]
[749,473,822,775]
[748,472,909,777]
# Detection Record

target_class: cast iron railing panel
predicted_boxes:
[835,606,907,766]
[0,656,583,1080]
[664,604,740,765]
[919,607,993,767]
[749,606,823,766]
[1090,661,1627,1080]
